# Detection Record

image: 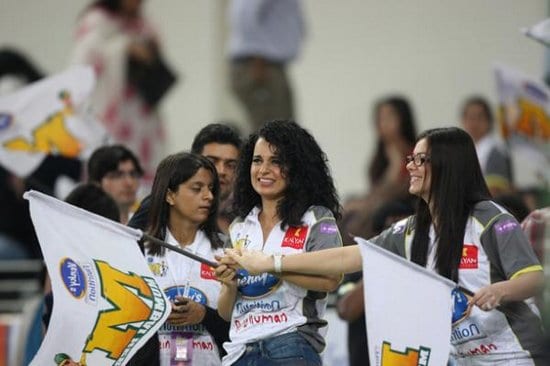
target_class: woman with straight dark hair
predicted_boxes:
[215,120,342,365]
[342,95,417,242]
[224,127,546,365]
[144,152,228,366]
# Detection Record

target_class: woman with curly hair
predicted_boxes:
[215,120,342,365]
[225,127,546,365]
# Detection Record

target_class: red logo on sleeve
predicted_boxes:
[200,263,217,280]
[282,226,308,249]
[459,244,478,269]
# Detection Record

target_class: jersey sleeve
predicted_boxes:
[482,213,542,280]
[305,206,342,253]
[369,217,410,258]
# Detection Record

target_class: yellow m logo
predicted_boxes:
[83,261,159,360]
[3,90,82,157]
[381,341,431,366]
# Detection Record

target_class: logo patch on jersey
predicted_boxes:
[494,219,518,235]
[451,288,472,325]
[148,258,168,277]
[200,263,217,280]
[282,226,308,249]
[459,244,478,269]
[319,222,338,235]
[165,286,208,305]
[234,234,251,250]
[238,270,281,299]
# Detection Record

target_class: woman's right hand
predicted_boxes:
[214,258,238,288]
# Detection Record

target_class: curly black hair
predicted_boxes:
[233,120,341,227]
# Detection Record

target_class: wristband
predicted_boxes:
[273,254,284,273]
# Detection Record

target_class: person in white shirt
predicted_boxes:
[144,152,228,366]
[216,120,342,365]
[460,96,513,196]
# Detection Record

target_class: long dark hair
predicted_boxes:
[233,120,341,227]
[368,96,417,185]
[410,127,491,281]
[146,152,222,255]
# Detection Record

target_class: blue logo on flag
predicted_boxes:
[0,113,12,130]
[60,258,87,299]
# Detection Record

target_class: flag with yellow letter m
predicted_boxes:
[26,191,171,366]
[0,66,106,178]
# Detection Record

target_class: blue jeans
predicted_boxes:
[234,332,322,366]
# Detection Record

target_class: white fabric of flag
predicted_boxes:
[26,190,170,366]
[357,238,455,366]
[522,18,550,47]
[0,66,106,177]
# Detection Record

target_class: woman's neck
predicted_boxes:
[167,216,198,247]
[259,199,280,226]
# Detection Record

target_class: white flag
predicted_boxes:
[25,190,170,366]
[494,64,550,187]
[357,238,455,366]
[0,66,107,177]
[522,18,550,47]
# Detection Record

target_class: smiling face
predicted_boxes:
[166,167,214,225]
[250,138,288,202]
[407,138,432,202]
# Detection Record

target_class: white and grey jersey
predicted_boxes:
[222,206,342,365]
[371,200,545,364]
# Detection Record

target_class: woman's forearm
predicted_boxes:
[280,245,362,275]
[498,271,544,302]
[217,284,237,322]
[278,273,342,292]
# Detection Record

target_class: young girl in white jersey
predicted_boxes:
[145,152,228,366]
[216,120,343,365]
[224,127,547,366]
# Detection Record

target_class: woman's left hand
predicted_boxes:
[469,283,505,312]
[225,248,273,275]
[167,297,206,326]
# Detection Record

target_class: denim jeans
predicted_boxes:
[234,332,322,366]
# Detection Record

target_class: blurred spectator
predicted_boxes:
[87,144,143,224]
[70,0,176,187]
[460,95,513,196]
[227,0,305,131]
[340,95,417,243]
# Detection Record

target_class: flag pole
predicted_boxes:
[142,233,219,268]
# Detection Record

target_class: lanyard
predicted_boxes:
[165,228,203,298]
